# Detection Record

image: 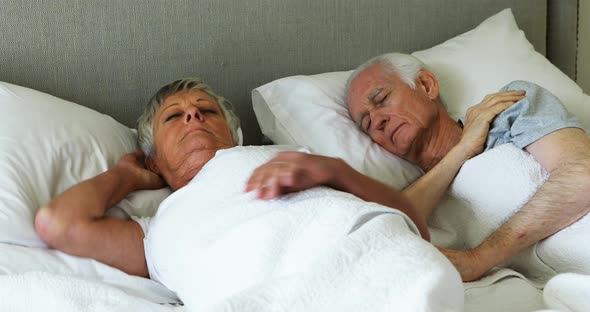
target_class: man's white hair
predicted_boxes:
[346,53,425,102]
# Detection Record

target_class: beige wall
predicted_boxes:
[579,0,590,93]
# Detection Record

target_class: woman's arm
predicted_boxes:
[35,151,164,276]
[245,152,430,240]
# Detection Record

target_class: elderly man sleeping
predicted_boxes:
[345,53,590,282]
[33,77,514,310]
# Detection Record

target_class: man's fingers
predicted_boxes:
[486,90,526,98]
[486,94,524,105]
[482,94,525,108]
[489,100,518,114]
[472,101,516,123]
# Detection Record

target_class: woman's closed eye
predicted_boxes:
[201,108,217,114]
[165,113,181,122]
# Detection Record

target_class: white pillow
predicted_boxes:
[252,72,423,190]
[252,9,590,189]
[412,8,590,130]
[0,81,170,248]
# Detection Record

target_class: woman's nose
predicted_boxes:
[184,106,204,123]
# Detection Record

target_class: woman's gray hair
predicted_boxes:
[346,53,425,100]
[136,78,241,157]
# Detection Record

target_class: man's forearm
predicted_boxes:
[403,145,472,221]
[473,159,590,273]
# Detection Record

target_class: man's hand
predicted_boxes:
[458,90,525,159]
[115,150,166,191]
[437,247,488,282]
[245,152,342,199]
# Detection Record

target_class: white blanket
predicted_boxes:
[429,143,590,284]
[544,273,590,311]
[145,145,463,312]
[0,271,181,312]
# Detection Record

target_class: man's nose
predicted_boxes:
[184,106,204,123]
[369,109,387,131]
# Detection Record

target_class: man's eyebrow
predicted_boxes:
[368,88,383,104]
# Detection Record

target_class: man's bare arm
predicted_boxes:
[35,151,164,277]
[405,91,525,221]
[442,128,590,281]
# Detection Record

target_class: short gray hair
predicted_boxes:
[346,53,425,101]
[137,78,241,157]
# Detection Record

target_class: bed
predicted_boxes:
[1,0,589,311]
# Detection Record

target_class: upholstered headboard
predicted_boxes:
[0,0,574,144]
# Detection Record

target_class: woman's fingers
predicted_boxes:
[246,159,295,199]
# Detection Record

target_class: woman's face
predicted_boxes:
[148,89,235,190]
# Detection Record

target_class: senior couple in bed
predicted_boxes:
[35,52,590,283]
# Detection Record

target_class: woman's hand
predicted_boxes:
[245,152,343,199]
[457,90,525,159]
[115,150,166,191]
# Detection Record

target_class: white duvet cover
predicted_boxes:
[3,144,590,312]
[145,145,463,312]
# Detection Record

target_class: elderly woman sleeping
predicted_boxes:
[33,78,509,309]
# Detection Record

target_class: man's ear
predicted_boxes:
[417,69,440,100]
[145,155,161,174]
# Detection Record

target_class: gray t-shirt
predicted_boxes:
[460,80,583,151]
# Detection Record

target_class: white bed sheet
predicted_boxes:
[8,143,590,311]
[0,245,549,312]
[0,242,179,305]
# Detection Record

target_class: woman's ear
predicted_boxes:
[417,69,440,100]
[146,155,160,174]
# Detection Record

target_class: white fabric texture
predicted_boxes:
[429,143,590,284]
[0,271,180,312]
[0,242,179,304]
[251,9,590,191]
[146,145,463,312]
[543,273,590,312]
[0,81,170,248]
[463,268,545,312]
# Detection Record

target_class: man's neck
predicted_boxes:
[417,114,463,171]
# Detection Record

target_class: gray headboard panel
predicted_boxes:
[1,1,549,144]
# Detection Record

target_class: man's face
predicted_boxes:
[347,64,438,162]
[149,89,235,190]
